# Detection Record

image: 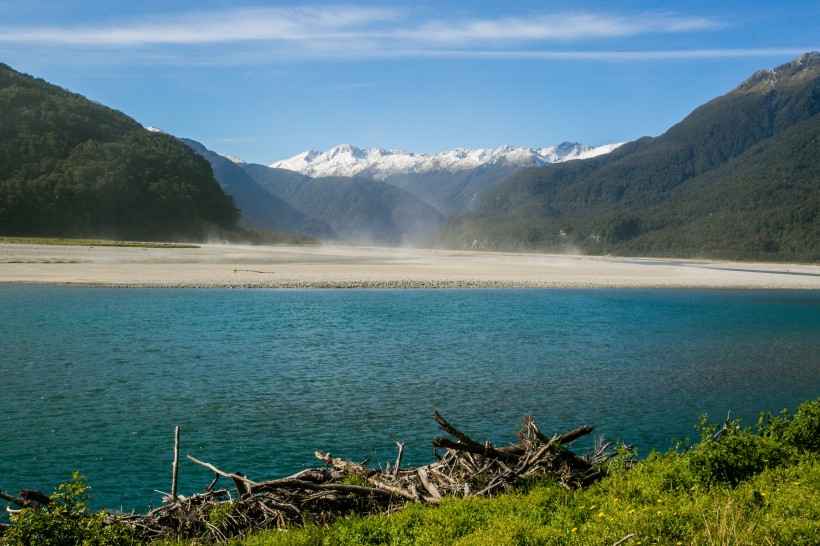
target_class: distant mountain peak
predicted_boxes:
[733,51,820,94]
[269,142,624,180]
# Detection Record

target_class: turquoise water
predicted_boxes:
[1,287,819,514]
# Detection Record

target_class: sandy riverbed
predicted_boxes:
[0,243,818,289]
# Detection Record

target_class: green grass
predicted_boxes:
[0,236,199,248]
[5,401,819,545]
[218,400,820,545]
[224,456,819,546]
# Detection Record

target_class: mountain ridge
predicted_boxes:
[180,138,336,240]
[240,163,445,246]
[268,142,624,180]
[0,63,241,241]
[432,52,820,262]
[260,142,623,217]
[732,51,820,94]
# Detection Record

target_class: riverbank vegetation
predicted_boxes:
[0,236,200,248]
[0,230,320,248]
[2,398,818,545]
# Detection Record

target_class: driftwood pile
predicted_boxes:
[2,413,630,543]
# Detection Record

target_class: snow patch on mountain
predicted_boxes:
[217,152,247,165]
[269,142,624,180]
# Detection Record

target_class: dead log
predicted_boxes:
[252,478,394,498]
[283,468,330,483]
[417,468,442,500]
[432,437,520,463]
[0,490,38,510]
[20,489,51,507]
[393,438,405,478]
[433,412,483,447]
[171,426,180,500]
[186,454,258,488]
[556,425,594,445]
[10,411,622,543]
[205,473,220,492]
[315,451,378,478]
[529,419,553,445]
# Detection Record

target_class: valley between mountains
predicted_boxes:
[1,53,818,262]
[183,52,820,261]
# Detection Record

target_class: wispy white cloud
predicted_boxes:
[0,7,715,47]
[1,6,809,64]
[383,48,816,61]
[0,7,398,45]
[397,13,720,44]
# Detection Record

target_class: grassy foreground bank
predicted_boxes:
[3,400,819,545]
[224,454,818,546]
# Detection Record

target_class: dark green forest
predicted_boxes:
[0,64,240,241]
[433,53,820,262]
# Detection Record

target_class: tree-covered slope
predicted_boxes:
[0,64,239,241]
[243,164,445,246]
[180,139,335,240]
[379,164,524,216]
[434,53,820,261]
[609,113,820,260]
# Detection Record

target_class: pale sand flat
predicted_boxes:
[0,243,819,289]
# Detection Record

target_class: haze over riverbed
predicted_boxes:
[1,243,819,289]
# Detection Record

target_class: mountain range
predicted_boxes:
[1,52,817,261]
[269,142,623,179]
[267,142,622,217]
[182,141,619,245]
[241,163,445,246]
[432,52,820,262]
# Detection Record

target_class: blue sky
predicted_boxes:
[1,1,818,164]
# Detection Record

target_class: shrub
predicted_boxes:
[764,398,820,452]
[687,416,795,486]
[1,472,133,546]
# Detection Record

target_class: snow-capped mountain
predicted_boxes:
[264,142,624,216]
[268,142,624,180]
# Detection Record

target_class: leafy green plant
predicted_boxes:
[2,472,133,546]
[687,413,795,486]
[688,433,793,486]
[207,501,236,528]
[338,473,370,488]
[763,398,820,452]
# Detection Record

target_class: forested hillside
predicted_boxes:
[433,53,820,262]
[181,138,335,240]
[0,64,240,241]
[243,164,445,246]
